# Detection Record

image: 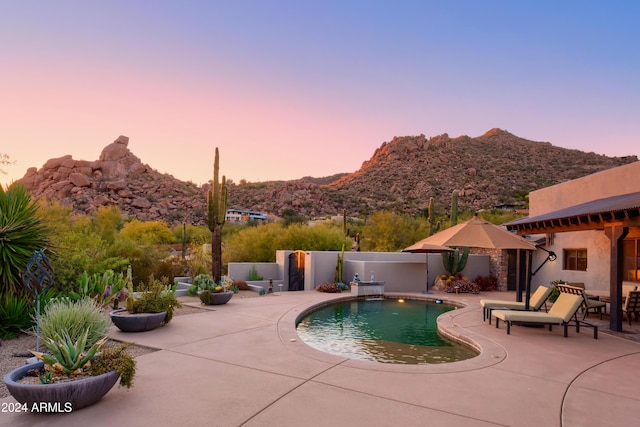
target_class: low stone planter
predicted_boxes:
[110,309,167,332]
[3,361,119,411]
[201,291,234,305]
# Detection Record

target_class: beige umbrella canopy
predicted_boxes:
[414,216,536,250]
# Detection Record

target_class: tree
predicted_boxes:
[0,153,13,175]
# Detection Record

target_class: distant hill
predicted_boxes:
[19,130,637,224]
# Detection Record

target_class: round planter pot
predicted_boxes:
[110,309,167,332]
[4,361,119,411]
[204,291,234,305]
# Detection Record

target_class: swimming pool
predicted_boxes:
[296,298,479,364]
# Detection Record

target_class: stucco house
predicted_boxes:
[506,161,640,331]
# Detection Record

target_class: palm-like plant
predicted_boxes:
[0,183,48,294]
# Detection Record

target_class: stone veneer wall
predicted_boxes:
[469,248,507,291]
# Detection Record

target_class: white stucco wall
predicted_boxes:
[529,161,640,216]
[530,230,611,293]
[231,250,491,293]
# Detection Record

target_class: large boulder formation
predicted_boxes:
[19,136,205,225]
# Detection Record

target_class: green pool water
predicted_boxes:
[296,298,478,364]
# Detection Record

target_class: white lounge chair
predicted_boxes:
[491,293,598,339]
[480,285,551,323]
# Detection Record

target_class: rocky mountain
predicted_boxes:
[18,130,637,225]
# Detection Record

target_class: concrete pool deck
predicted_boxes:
[1,290,639,426]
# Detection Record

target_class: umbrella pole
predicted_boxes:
[423,254,432,294]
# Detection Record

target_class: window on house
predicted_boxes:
[563,249,587,271]
[623,238,640,282]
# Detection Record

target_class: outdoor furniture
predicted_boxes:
[557,284,607,320]
[623,291,640,325]
[480,285,551,323]
[492,293,598,338]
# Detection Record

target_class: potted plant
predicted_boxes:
[198,275,235,305]
[549,279,567,303]
[4,300,136,411]
[110,275,182,332]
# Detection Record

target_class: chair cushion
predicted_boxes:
[492,310,563,324]
[480,300,526,310]
[548,293,584,322]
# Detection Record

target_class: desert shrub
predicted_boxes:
[359,211,429,252]
[247,265,263,281]
[474,274,498,292]
[234,280,249,290]
[38,297,110,349]
[126,276,182,323]
[315,283,341,293]
[91,342,137,388]
[120,219,176,245]
[444,275,480,294]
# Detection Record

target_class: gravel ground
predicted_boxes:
[0,296,238,399]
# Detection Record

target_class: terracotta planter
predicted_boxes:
[203,291,233,305]
[110,309,166,332]
[3,361,119,411]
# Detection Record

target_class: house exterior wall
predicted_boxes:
[526,161,640,293]
[529,161,640,216]
[533,230,611,293]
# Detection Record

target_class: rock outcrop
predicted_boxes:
[20,135,205,224]
[19,131,638,224]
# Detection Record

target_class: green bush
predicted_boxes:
[0,291,33,339]
[247,265,263,281]
[126,276,182,323]
[91,342,137,388]
[38,298,110,349]
[0,183,49,295]
[0,288,59,339]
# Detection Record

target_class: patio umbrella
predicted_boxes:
[415,216,537,250]
[406,216,537,298]
[402,242,453,294]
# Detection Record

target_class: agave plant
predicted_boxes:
[32,328,106,376]
[70,270,129,308]
[0,183,48,295]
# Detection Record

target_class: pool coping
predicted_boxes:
[277,291,507,374]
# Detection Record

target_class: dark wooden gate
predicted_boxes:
[288,251,305,291]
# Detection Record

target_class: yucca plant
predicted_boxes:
[38,297,110,349]
[32,328,106,376]
[0,291,33,339]
[0,183,49,295]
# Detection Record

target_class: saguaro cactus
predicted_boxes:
[427,197,440,236]
[208,148,227,283]
[450,190,459,227]
[442,247,469,276]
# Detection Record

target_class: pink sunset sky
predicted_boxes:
[1,1,638,188]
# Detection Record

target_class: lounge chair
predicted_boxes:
[492,293,598,339]
[623,291,640,326]
[557,284,607,320]
[480,286,551,323]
